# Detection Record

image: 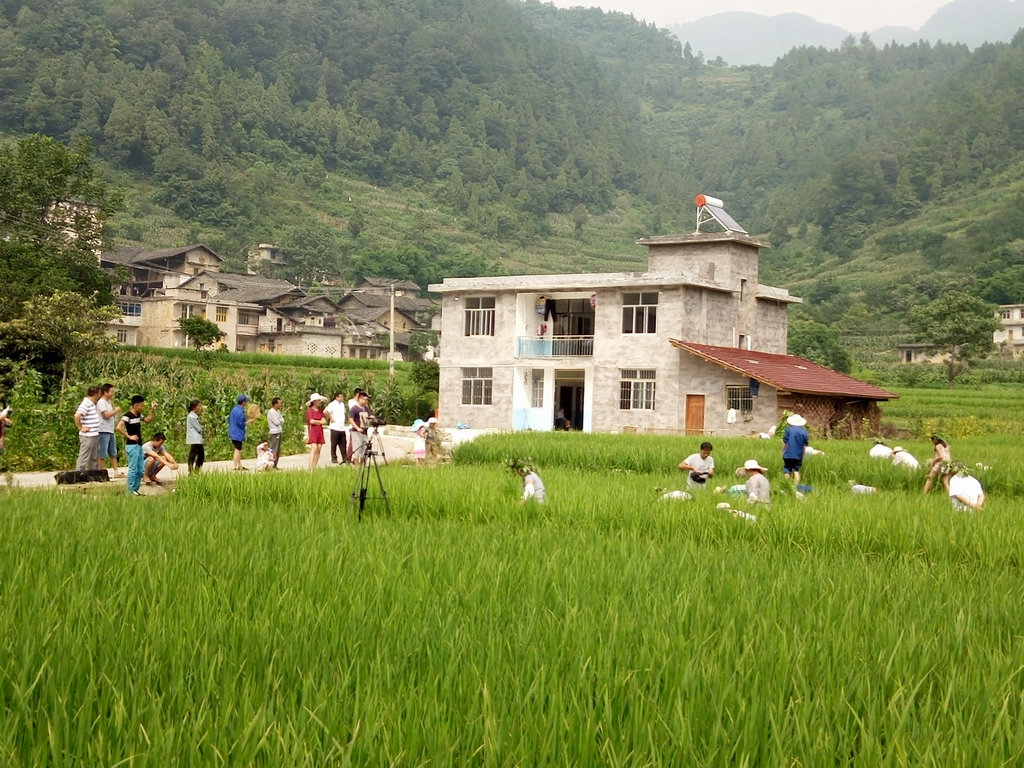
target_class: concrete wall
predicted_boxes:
[754,300,790,355]
[647,241,760,290]
[676,355,779,437]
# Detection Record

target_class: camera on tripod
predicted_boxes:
[368,415,386,428]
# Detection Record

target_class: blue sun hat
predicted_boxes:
[411,419,425,431]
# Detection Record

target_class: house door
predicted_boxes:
[276,317,283,332]
[555,369,585,430]
[685,395,705,435]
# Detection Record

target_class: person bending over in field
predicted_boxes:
[947,462,985,512]
[509,458,546,503]
[142,432,179,485]
[679,441,715,488]
[923,435,952,495]
[869,439,894,459]
[891,446,919,470]
[255,439,275,471]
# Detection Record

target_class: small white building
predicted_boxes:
[995,304,1024,356]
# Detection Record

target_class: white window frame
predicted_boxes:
[462,367,493,405]
[237,310,253,326]
[119,302,142,317]
[621,292,658,334]
[619,369,656,410]
[464,296,496,336]
[726,385,753,414]
[116,329,128,343]
[530,369,544,409]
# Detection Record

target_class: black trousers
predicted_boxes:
[330,430,347,463]
[188,444,205,473]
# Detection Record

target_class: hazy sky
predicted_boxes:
[549,1,953,32]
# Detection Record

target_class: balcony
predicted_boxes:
[516,335,594,357]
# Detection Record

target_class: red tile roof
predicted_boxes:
[671,341,898,401]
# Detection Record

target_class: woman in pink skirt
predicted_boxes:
[306,393,328,470]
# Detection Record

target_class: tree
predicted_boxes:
[908,291,1000,387]
[571,204,588,240]
[787,318,853,374]
[178,316,225,351]
[0,135,122,321]
[0,291,119,391]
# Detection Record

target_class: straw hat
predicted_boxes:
[786,414,807,427]
[426,417,438,424]
[892,446,905,453]
[307,392,326,406]
[743,459,768,472]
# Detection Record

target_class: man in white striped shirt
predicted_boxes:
[74,385,102,471]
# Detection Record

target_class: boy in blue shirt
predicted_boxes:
[229,394,256,470]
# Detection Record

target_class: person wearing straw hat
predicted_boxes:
[425,416,440,461]
[306,393,328,470]
[781,413,809,485]
[740,459,771,505]
[891,445,920,470]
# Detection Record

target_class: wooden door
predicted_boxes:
[685,395,705,435]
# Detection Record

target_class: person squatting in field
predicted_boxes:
[509,457,546,503]
[678,441,715,488]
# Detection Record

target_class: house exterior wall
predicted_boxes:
[676,355,779,436]
[754,300,790,355]
[995,304,1024,356]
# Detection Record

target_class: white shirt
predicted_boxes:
[892,450,919,470]
[869,444,894,459]
[949,474,984,509]
[76,397,99,436]
[682,453,715,485]
[324,400,348,431]
[96,397,117,433]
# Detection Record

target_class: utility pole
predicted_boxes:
[389,282,395,379]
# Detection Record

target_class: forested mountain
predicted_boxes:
[3,0,1024,343]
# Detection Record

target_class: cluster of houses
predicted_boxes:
[106,196,1024,438]
[102,244,436,361]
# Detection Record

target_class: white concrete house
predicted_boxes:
[429,204,895,437]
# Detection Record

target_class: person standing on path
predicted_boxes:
[781,413,810,486]
[186,399,205,474]
[306,393,327,470]
[116,396,157,495]
[267,398,284,468]
[229,394,256,471]
[325,392,349,465]
[96,383,122,475]
[349,391,372,465]
[73,386,102,471]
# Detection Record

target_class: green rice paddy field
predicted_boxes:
[2,432,1024,766]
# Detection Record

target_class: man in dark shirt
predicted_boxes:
[116,395,157,495]
[348,392,372,465]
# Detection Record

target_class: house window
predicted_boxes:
[621,293,658,334]
[1019,310,1024,319]
[216,306,228,322]
[464,297,496,336]
[737,334,748,349]
[726,385,753,414]
[531,369,544,408]
[116,329,128,343]
[237,311,252,326]
[1001,310,1011,319]
[462,367,493,405]
[180,304,202,319]
[739,278,747,302]
[619,369,656,410]
[905,350,913,363]
[119,302,142,317]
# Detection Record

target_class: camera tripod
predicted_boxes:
[349,427,391,520]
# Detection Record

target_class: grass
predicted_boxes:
[1,433,1022,764]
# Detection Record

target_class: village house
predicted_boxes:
[994,303,1024,357]
[102,245,417,359]
[428,196,896,436]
